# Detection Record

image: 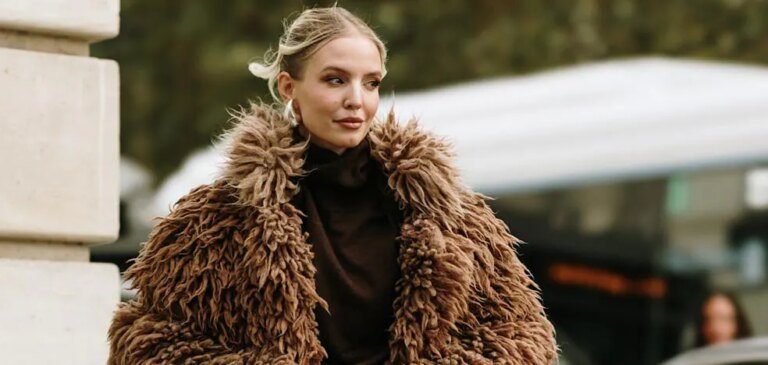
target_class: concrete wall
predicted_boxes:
[0,1,121,364]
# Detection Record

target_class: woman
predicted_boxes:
[695,292,753,348]
[109,6,556,364]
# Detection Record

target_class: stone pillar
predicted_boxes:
[0,1,121,364]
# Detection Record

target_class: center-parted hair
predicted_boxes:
[249,6,388,103]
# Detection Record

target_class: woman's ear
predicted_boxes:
[276,71,294,102]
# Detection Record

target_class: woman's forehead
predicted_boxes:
[307,35,382,75]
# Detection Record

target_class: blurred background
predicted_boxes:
[89,1,768,364]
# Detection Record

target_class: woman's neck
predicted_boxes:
[297,125,347,155]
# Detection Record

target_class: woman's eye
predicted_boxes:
[326,77,344,85]
[368,80,381,88]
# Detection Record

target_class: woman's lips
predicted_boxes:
[335,117,364,130]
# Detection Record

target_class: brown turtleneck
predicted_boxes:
[290,131,403,365]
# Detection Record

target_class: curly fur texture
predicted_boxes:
[108,102,557,364]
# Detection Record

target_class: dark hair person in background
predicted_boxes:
[695,291,753,348]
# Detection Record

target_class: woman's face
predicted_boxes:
[278,33,383,154]
[701,295,739,345]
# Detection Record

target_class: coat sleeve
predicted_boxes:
[107,183,263,364]
[108,300,258,365]
[461,193,558,364]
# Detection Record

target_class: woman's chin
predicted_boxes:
[332,133,366,148]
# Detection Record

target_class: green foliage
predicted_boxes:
[92,0,768,182]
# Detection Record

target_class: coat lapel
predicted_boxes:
[222,104,475,362]
[221,104,327,362]
[369,113,476,361]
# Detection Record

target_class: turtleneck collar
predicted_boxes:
[287,126,400,364]
[294,128,372,189]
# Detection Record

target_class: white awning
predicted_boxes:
[379,57,768,194]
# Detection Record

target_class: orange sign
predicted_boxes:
[548,262,667,299]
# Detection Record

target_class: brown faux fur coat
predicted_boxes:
[108,103,557,364]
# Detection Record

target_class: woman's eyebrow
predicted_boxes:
[320,65,381,78]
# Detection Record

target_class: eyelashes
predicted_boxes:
[323,76,381,89]
[325,76,344,85]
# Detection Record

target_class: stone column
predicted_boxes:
[0,1,121,364]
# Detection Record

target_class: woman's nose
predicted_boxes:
[344,84,363,109]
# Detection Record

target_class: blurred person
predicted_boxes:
[695,292,753,348]
[107,5,556,364]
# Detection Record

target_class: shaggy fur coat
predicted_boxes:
[108,103,557,364]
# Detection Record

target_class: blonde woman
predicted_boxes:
[108,6,557,364]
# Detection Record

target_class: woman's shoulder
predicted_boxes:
[126,179,251,279]
[167,179,242,215]
[123,179,257,314]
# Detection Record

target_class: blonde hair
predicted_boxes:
[249,6,388,103]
